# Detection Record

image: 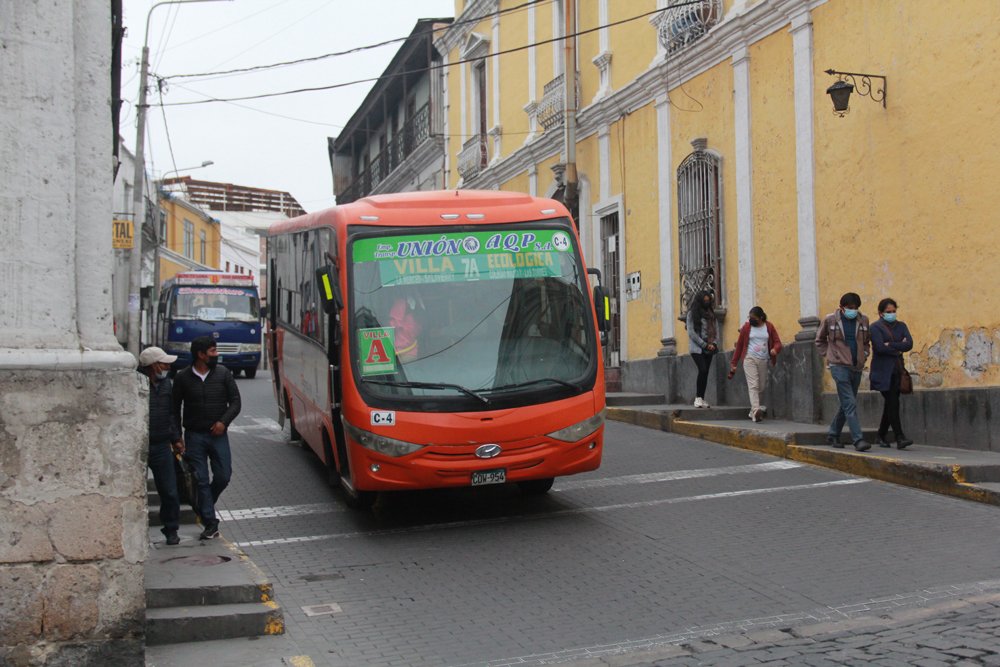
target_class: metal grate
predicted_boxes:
[677,142,722,312]
[657,0,722,56]
[457,134,488,180]
[601,212,621,367]
[215,343,240,355]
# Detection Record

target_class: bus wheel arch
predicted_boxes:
[284,390,303,444]
[321,429,340,487]
[518,477,554,495]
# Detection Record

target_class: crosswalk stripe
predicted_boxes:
[232,478,868,548]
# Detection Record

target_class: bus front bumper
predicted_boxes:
[347,428,604,492]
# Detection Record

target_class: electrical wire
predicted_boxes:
[158,79,180,179]
[154,3,689,107]
[163,0,551,82]
[160,0,296,53]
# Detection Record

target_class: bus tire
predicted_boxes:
[245,368,257,379]
[284,392,303,444]
[341,480,376,510]
[518,477,554,495]
[322,432,340,486]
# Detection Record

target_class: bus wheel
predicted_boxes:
[245,368,257,379]
[518,477,554,495]
[341,481,376,510]
[284,392,303,444]
[322,433,340,486]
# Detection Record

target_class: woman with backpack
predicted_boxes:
[686,290,719,408]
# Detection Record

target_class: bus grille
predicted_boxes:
[215,343,241,354]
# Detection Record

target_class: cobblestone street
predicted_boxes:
[186,373,1000,666]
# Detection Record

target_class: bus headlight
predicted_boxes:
[240,343,262,353]
[342,418,424,457]
[547,409,606,443]
[165,341,191,353]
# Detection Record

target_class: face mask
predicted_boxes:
[205,356,219,369]
[156,370,170,380]
[882,313,897,323]
[843,309,858,320]
[748,317,761,327]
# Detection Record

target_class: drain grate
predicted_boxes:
[299,573,344,582]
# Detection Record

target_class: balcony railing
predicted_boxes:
[458,134,488,181]
[657,0,721,55]
[537,72,580,131]
[339,102,432,203]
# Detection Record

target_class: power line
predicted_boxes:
[162,0,551,83]
[155,3,684,108]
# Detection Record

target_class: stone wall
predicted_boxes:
[1,1,148,664]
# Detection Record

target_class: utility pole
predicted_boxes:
[563,0,579,226]
[125,0,231,358]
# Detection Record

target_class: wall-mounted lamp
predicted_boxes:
[824,69,887,116]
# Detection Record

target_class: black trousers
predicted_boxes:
[691,352,714,399]
[878,371,904,440]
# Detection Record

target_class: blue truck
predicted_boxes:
[155,271,263,378]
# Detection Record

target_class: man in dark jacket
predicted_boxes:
[139,346,183,545]
[172,336,242,540]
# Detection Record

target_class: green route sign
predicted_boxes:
[358,327,396,376]
[353,229,574,286]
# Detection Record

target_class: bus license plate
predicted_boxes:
[471,469,506,486]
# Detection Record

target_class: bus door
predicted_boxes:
[267,255,285,425]
[315,228,347,477]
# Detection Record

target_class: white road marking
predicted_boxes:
[233,478,869,548]
[555,460,801,490]
[227,416,284,437]
[218,461,801,523]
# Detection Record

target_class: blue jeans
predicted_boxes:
[184,431,232,524]
[828,365,863,443]
[148,441,180,533]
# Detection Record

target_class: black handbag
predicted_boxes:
[173,453,201,515]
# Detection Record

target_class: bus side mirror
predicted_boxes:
[260,304,268,320]
[157,302,165,316]
[315,265,342,314]
[593,286,610,333]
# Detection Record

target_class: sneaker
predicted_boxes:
[752,408,763,423]
[896,438,913,450]
[827,435,845,449]
[759,405,767,415]
[748,410,754,420]
[199,523,220,540]
[694,397,705,408]
[877,435,892,448]
[164,530,180,546]
[853,439,872,452]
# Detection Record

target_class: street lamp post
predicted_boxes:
[126,0,231,358]
[151,160,214,336]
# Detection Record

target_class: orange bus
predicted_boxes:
[266,190,609,508]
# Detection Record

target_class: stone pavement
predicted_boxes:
[607,399,1000,507]
[558,589,1000,666]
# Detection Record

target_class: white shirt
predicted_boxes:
[192,366,209,382]
[748,324,770,360]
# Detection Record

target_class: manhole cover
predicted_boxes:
[161,555,233,566]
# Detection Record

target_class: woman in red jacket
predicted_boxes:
[728,306,783,422]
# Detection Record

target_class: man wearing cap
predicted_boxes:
[172,335,241,540]
[139,346,184,546]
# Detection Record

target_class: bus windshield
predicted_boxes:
[172,286,259,322]
[349,224,596,406]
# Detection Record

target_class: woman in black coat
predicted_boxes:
[870,298,913,449]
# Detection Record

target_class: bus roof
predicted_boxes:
[267,189,571,237]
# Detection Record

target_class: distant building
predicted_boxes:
[328,18,453,204]
[157,193,221,283]
[159,177,306,314]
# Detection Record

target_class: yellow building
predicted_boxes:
[436,0,1000,437]
[157,193,221,284]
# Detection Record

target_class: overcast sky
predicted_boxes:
[122,0,455,213]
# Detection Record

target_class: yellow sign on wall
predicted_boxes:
[113,219,134,249]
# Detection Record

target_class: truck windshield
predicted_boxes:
[172,286,259,322]
[349,225,596,406]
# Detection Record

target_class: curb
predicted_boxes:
[609,409,1000,507]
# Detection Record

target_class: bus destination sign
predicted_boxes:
[353,229,573,287]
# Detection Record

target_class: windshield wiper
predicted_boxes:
[363,379,490,405]
[195,317,217,325]
[487,377,581,393]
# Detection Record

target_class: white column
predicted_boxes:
[528,164,538,196]
[441,54,450,187]
[655,94,676,355]
[791,10,820,339]
[460,60,467,141]
[491,16,501,139]
[553,0,563,76]
[733,46,755,319]
[598,124,611,201]
[527,1,537,102]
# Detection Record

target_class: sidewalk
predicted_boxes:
[607,396,1000,507]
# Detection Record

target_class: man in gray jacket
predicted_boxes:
[139,346,183,545]
[815,292,871,451]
